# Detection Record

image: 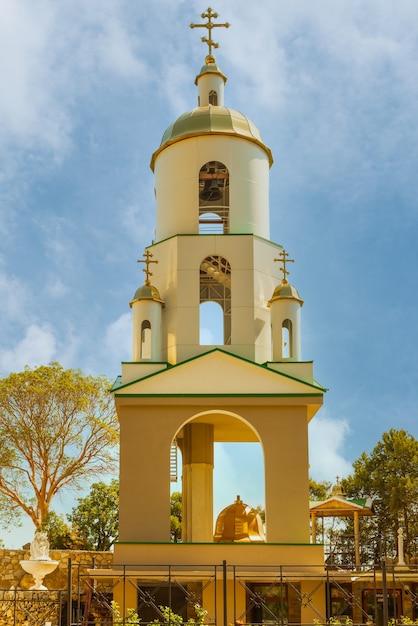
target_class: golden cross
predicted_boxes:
[273,249,295,284]
[190,7,230,63]
[137,250,158,286]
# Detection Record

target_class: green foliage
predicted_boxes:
[170,491,182,543]
[111,601,141,625]
[314,618,354,625]
[39,510,77,549]
[68,479,119,551]
[0,362,118,527]
[153,605,206,626]
[341,429,418,561]
[111,602,206,626]
[309,478,332,500]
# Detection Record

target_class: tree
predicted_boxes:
[68,480,119,551]
[39,510,77,550]
[341,429,418,562]
[309,478,332,500]
[0,363,118,528]
[170,491,182,543]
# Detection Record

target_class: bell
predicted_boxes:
[200,178,222,202]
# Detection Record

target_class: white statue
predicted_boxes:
[20,530,58,590]
[30,531,51,561]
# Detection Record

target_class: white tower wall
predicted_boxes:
[197,72,225,106]
[147,235,282,364]
[270,298,302,361]
[131,299,163,362]
[154,136,270,242]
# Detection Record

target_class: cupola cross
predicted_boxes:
[190,7,230,63]
[137,250,158,286]
[274,249,295,284]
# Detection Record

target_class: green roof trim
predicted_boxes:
[145,232,284,250]
[112,347,326,394]
[115,541,322,547]
[115,393,324,398]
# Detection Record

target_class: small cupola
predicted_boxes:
[213,495,266,543]
[194,59,227,107]
[130,250,164,362]
[268,250,303,361]
[190,7,229,108]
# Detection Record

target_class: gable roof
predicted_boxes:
[112,348,326,398]
[310,496,374,517]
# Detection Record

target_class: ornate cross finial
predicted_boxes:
[273,249,295,284]
[190,7,230,64]
[137,250,158,286]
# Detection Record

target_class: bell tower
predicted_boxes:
[113,7,325,568]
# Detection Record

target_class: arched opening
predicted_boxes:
[209,90,218,105]
[140,320,152,359]
[170,412,265,543]
[200,255,231,345]
[282,319,292,359]
[200,301,224,344]
[199,161,229,234]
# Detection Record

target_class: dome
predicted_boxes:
[130,284,164,307]
[268,281,304,306]
[213,495,266,543]
[150,106,273,170]
[194,61,227,84]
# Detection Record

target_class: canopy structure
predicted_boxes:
[310,481,374,569]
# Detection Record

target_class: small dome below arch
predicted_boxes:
[268,281,304,306]
[213,495,266,543]
[130,284,164,307]
[194,61,227,85]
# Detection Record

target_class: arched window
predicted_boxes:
[200,301,223,344]
[141,320,152,359]
[199,161,229,234]
[282,319,292,359]
[200,255,231,345]
[209,90,218,105]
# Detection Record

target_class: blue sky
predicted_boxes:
[1,0,417,547]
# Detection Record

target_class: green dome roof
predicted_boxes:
[150,106,273,170]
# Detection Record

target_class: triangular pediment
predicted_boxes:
[310,496,373,517]
[114,349,325,397]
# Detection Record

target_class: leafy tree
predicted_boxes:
[170,491,182,543]
[68,480,119,551]
[341,429,418,562]
[309,478,332,500]
[0,363,118,528]
[39,510,77,550]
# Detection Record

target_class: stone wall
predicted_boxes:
[0,549,114,625]
[0,548,113,591]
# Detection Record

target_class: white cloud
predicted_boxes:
[309,413,352,483]
[103,313,131,364]
[0,264,27,323]
[0,324,57,373]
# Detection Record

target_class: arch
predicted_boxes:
[140,320,152,360]
[200,301,223,344]
[199,161,229,234]
[209,90,218,105]
[200,255,231,345]
[170,410,265,543]
[282,318,293,359]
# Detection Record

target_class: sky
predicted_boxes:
[1,0,417,547]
